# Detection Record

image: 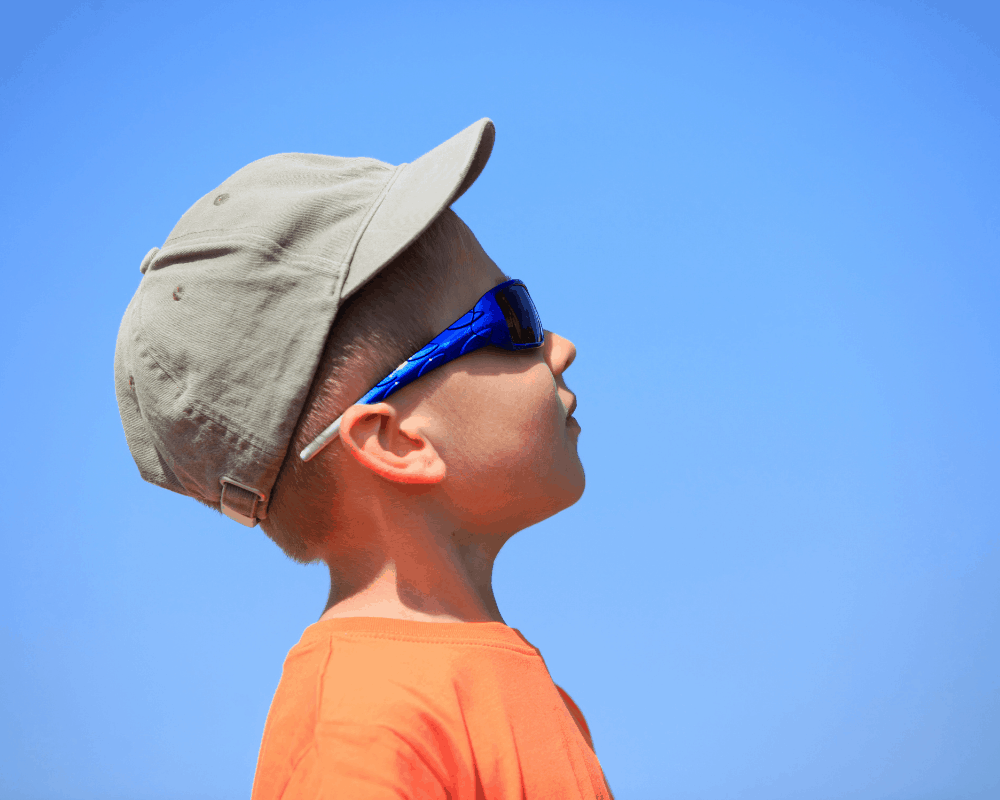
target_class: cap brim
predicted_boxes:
[341,118,495,299]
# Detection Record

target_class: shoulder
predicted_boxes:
[554,684,595,751]
[256,630,466,799]
[310,634,478,795]
[315,630,467,734]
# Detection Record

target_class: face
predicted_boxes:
[390,225,585,534]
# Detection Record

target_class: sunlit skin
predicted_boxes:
[317,223,584,624]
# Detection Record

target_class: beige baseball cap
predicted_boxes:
[115,118,495,527]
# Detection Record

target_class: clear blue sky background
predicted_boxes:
[2,2,998,798]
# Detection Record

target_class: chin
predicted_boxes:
[535,462,587,523]
[560,446,587,500]
[562,465,586,508]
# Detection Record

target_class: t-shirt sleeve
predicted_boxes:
[278,722,450,800]
[555,684,596,752]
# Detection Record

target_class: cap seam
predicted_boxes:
[141,341,281,458]
[339,163,407,293]
[134,299,283,463]
[153,232,344,276]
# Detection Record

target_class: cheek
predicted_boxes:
[479,372,565,478]
[430,367,583,524]
[439,369,554,460]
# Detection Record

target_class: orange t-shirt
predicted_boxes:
[251,616,614,799]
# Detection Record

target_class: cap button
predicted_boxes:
[139,247,160,274]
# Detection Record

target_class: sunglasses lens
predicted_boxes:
[495,283,543,345]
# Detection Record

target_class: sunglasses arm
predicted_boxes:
[300,415,344,461]
[297,288,524,463]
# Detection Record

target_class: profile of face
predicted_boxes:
[417,250,586,536]
[337,220,585,538]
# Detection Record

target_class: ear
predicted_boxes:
[337,403,446,485]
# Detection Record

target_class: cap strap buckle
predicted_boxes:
[220,478,265,528]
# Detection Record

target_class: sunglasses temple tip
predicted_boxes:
[300,415,343,461]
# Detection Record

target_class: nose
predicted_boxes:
[543,330,577,375]
[544,330,578,415]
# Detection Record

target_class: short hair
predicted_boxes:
[253,208,480,562]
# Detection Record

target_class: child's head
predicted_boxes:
[115,119,583,565]
[265,208,584,562]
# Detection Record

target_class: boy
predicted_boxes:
[115,119,613,798]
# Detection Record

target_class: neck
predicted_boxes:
[318,490,511,624]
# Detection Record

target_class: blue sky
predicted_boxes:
[2,2,998,798]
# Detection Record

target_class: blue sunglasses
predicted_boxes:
[300,278,544,461]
